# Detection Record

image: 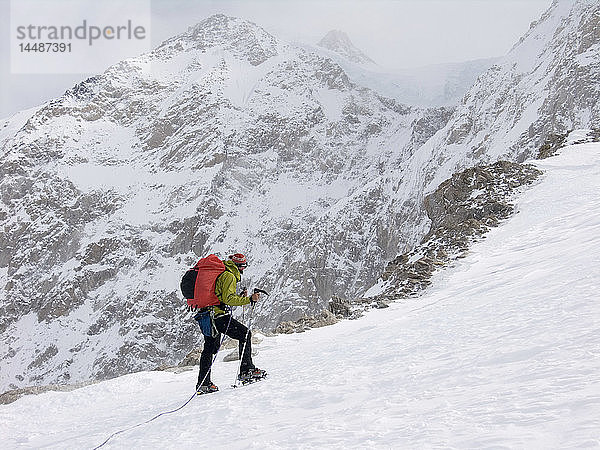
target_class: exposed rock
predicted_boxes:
[180,333,263,364]
[317,30,376,65]
[179,347,203,367]
[222,347,258,362]
[409,107,456,149]
[328,295,352,318]
[537,131,571,159]
[362,160,543,304]
[538,128,600,159]
[273,310,338,334]
[0,380,97,405]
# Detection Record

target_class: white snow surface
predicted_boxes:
[1,143,599,448]
[3,2,599,390]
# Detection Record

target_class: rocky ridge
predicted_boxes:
[273,157,544,332]
[0,14,446,390]
[276,127,600,331]
[1,1,598,391]
[368,161,543,303]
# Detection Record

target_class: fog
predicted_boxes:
[0,0,552,119]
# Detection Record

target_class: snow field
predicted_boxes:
[1,142,599,448]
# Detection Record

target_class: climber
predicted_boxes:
[194,253,267,394]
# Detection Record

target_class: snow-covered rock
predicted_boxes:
[0,0,598,391]
[383,0,600,245]
[424,0,600,167]
[1,140,599,449]
[0,14,432,390]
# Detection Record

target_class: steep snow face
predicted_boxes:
[312,30,496,108]
[424,0,599,168]
[0,15,440,390]
[1,142,599,449]
[382,0,600,224]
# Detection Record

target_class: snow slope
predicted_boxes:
[0,14,431,390]
[1,142,599,448]
[2,1,598,390]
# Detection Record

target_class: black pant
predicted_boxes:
[197,314,254,387]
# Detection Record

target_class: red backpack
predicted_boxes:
[180,254,226,309]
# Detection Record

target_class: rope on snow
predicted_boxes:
[93,312,234,449]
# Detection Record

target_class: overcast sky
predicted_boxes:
[0,0,552,119]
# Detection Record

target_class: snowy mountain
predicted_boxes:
[0,14,440,391]
[1,141,599,448]
[419,0,600,167]
[317,30,376,66]
[312,30,496,108]
[1,0,599,391]
[379,0,600,241]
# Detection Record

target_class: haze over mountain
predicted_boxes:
[312,29,498,108]
[317,29,376,66]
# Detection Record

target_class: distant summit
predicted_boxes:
[317,30,375,65]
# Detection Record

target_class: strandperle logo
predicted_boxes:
[15,20,147,46]
[10,0,151,74]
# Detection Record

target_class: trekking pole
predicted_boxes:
[233,301,256,387]
[241,287,247,323]
[232,288,268,387]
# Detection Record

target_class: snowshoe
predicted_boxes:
[196,383,219,395]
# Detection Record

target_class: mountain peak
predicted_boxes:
[155,14,280,66]
[317,30,375,65]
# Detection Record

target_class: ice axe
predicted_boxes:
[251,288,269,304]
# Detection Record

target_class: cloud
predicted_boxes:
[0,0,552,118]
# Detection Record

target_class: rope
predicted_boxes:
[92,392,196,449]
[93,310,233,449]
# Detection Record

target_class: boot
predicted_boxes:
[238,367,267,382]
[196,382,219,395]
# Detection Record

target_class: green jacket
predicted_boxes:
[213,260,251,316]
